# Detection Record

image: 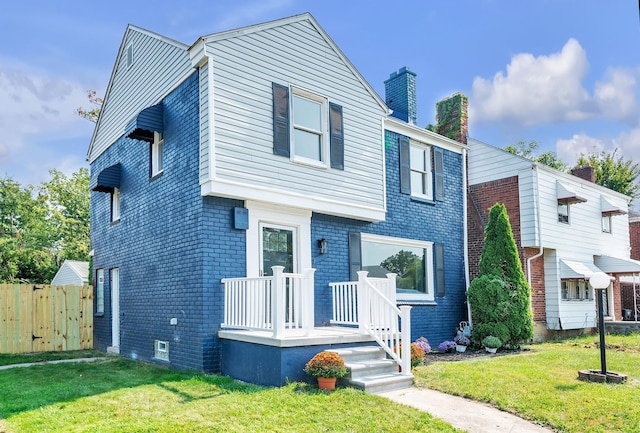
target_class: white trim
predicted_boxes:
[385,117,466,154]
[109,268,120,353]
[245,201,311,278]
[202,178,385,222]
[360,233,435,302]
[151,131,164,177]
[207,57,215,180]
[380,118,388,214]
[259,222,298,276]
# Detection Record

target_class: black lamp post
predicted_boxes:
[589,272,610,375]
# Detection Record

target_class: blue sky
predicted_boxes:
[1,0,638,186]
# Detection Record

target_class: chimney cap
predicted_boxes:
[385,66,416,82]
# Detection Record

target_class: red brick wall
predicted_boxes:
[525,247,546,323]
[613,277,622,321]
[468,176,523,281]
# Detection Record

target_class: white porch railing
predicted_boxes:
[221,266,315,338]
[329,271,412,375]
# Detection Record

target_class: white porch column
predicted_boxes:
[302,268,316,335]
[271,266,285,338]
[357,271,370,334]
[400,305,412,375]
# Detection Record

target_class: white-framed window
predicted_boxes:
[291,88,327,165]
[561,280,591,301]
[361,233,434,301]
[602,214,612,233]
[96,269,104,314]
[126,43,133,69]
[151,131,164,177]
[111,188,120,222]
[558,202,569,224]
[410,141,433,199]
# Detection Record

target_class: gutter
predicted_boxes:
[526,164,544,287]
[463,148,472,327]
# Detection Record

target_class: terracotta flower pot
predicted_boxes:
[317,377,337,391]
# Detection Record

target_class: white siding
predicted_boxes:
[201,19,386,221]
[88,27,192,162]
[199,61,210,182]
[535,169,630,257]
[467,139,532,185]
[518,168,539,246]
[51,261,88,286]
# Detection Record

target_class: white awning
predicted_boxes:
[557,181,587,204]
[601,196,628,216]
[594,255,640,275]
[559,259,603,280]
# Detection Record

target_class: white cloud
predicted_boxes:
[471,39,592,126]
[594,67,638,125]
[0,65,94,184]
[471,39,640,128]
[556,128,640,166]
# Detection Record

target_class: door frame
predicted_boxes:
[108,267,120,354]
[259,222,298,276]
[245,201,311,278]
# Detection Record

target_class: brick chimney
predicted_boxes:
[384,67,417,124]
[571,166,595,183]
[434,93,468,145]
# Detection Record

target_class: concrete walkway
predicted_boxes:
[380,387,553,433]
[0,357,107,371]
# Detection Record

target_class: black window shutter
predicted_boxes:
[434,243,446,297]
[272,83,290,157]
[434,147,445,201]
[348,232,362,281]
[329,102,344,170]
[399,136,411,194]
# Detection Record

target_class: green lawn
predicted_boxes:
[414,333,640,433]
[0,358,460,433]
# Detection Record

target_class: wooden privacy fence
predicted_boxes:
[0,284,93,353]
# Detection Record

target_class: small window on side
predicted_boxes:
[558,202,569,224]
[151,132,164,177]
[111,188,120,222]
[126,44,133,69]
[96,269,104,314]
[602,214,612,233]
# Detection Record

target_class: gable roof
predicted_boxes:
[189,13,388,114]
[51,260,89,285]
[87,25,189,161]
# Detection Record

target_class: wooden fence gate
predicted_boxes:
[0,284,93,353]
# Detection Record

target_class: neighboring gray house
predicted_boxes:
[51,260,89,286]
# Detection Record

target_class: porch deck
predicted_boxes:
[219,326,375,348]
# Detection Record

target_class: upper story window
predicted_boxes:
[151,132,164,177]
[111,188,120,222]
[292,92,325,163]
[602,214,612,233]
[410,142,432,199]
[272,83,344,170]
[558,202,569,224]
[399,136,444,201]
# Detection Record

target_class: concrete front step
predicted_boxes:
[329,346,413,393]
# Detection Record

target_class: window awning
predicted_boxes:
[125,103,163,142]
[601,196,628,216]
[594,255,640,275]
[557,181,587,204]
[559,259,603,280]
[92,163,121,193]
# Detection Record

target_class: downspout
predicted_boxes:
[526,165,544,292]
[463,148,472,327]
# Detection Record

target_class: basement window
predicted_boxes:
[154,340,169,361]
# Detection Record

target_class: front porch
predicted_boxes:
[219,267,413,388]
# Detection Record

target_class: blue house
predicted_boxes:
[88,13,469,391]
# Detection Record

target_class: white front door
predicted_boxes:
[260,223,296,276]
[109,268,120,353]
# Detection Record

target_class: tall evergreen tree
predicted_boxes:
[468,203,533,347]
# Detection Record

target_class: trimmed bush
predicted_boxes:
[468,203,533,347]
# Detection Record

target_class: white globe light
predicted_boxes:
[589,272,611,289]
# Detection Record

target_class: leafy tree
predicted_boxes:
[576,149,640,200]
[467,203,533,347]
[380,250,424,291]
[0,169,90,283]
[505,140,568,172]
[76,90,103,123]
